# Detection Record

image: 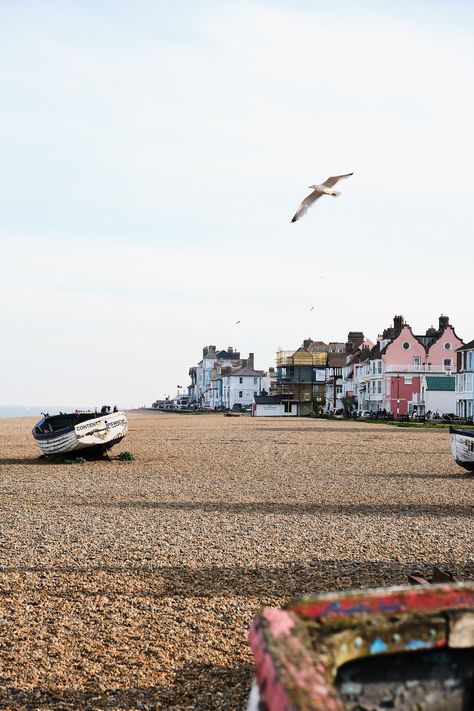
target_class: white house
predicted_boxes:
[192,345,248,407]
[419,375,456,416]
[221,367,265,409]
[455,340,474,420]
[253,395,298,416]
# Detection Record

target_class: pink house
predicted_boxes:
[364,315,463,416]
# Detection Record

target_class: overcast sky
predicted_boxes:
[1,1,473,407]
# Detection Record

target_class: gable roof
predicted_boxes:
[227,367,264,377]
[425,376,455,391]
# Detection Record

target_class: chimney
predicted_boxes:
[248,352,254,369]
[346,331,364,352]
[203,346,208,358]
[393,315,405,333]
[228,346,233,354]
[439,314,449,330]
[303,338,312,349]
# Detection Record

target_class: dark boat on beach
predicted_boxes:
[248,583,474,710]
[449,427,474,471]
[32,410,128,457]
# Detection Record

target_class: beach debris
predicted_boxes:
[408,565,456,585]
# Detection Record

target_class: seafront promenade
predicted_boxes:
[0,412,473,709]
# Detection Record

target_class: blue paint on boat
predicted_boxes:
[405,639,432,651]
[370,638,388,654]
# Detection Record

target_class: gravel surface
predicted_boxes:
[0,412,473,709]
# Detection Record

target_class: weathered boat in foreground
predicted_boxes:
[449,427,474,471]
[248,582,474,710]
[32,410,128,457]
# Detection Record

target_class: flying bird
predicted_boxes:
[310,306,316,311]
[236,320,241,324]
[291,173,353,223]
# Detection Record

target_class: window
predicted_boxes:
[239,377,243,384]
[444,342,452,350]
[284,402,292,413]
[444,358,452,370]
[413,357,421,369]
[239,391,243,398]
[253,377,257,384]
[402,342,410,350]
[254,391,257,396]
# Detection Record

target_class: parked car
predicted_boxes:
[358,410,372,418]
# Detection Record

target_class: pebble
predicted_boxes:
[0,411,473,709]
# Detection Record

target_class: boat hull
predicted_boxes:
[249,583,474,710]
[32,412,128,457]
[449,427,474,471]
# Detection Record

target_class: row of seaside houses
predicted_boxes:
[181,314,473,419]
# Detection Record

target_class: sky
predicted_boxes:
[1,1,473,407]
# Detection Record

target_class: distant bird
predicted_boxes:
[291,173,353,223]
[236,320,241,324]
[310,306,316,311]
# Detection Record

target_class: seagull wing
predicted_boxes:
[291,189,324,222]
[322,173,353,188]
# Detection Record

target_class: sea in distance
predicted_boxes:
[0,406,79,420]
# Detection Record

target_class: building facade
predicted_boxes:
[355,315,463,416]
[187,345,268,409]
[455,340,474,420]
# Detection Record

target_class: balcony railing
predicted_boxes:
[384,364,453,373]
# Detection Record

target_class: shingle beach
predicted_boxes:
[0,411,473,709]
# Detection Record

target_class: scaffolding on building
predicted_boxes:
[274,349,327,412]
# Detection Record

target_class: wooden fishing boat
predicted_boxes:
[449,427,474,471]
[32,410,128,457]
[248,583,474,710]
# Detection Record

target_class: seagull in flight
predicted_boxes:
[310,306,316,311]
[291,173,353,223]
[236,320,241,324]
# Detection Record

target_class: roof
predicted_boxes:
[255,395,289,404]
[457,339,474,352]
[226,367,264,377]
[327,352,346,367]
[425,376,455,391]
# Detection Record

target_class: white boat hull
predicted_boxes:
[33,412,128,457]
[450,428,474,471]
